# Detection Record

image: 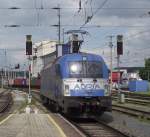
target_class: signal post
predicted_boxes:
[117,35,124,103]
[26,35,32,104]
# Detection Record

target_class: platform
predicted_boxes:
[0,114,66,137]
[0,88,5,93]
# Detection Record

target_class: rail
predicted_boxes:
[0,92,12,113]
[112,104,150,120]
[70,118,131,137]
[11,88,135,137]
[112,90,150,106]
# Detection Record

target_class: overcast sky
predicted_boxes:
[0,0,150,69]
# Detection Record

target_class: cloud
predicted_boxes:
[0,0,150,68]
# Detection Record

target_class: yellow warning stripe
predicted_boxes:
[0,114,14,125]
[47,114,67,137]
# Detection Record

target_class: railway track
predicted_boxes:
[112,104,150,119]
[16,88,134,137]
[0,90,13,114]
[112,91,150,106]
[70,118,131,137]
[15,88,150,121]
[112,90,150,99]
[112,96,150,106]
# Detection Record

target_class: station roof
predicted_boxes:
[114,67,144,73]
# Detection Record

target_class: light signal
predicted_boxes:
[26,35,32,55]
[117,35,123,55]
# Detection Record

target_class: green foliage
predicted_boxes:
[139,58,150,81]
[145,58,150,68]
[139,68,147,80]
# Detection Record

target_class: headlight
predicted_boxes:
[64,85,70,96]
[70,64,78,73]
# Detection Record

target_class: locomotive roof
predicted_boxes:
[57,52,103,62]
[43,52,104,70]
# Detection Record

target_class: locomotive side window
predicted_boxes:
[55,64,61,76]
[69,61,103,78]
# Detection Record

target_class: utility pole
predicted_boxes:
[63,28,65,44]
[117,35,124,103]
[53,5,61,44]
[28,57,31,98]
[4,50,7,86]
[108,36,114,92]
[24,64,26,79]
[116,35,123,90]
[58,5,61,44]
[1,69,3,89]
[117,55,120,90]
[26,35,32,104]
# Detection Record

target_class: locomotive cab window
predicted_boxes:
[69,61,103,78]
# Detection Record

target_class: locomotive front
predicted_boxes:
[59,53,112,117]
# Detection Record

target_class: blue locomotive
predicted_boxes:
[40,32,111,117]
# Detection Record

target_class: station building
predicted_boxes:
[31,40,58,77]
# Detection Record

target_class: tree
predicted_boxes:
[139,58,150,81]
[145,58,150,68]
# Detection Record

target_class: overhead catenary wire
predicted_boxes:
[0,7,150,10]
[80,0,109,29]
[84,28,150,51]
[0,1,149,67]
[0,2,150,28]
[0,2,149,29]
[2,24,150,28]
[89,45,150,59]
[83,42,150,66]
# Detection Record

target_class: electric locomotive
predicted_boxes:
[40,31,111,117]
